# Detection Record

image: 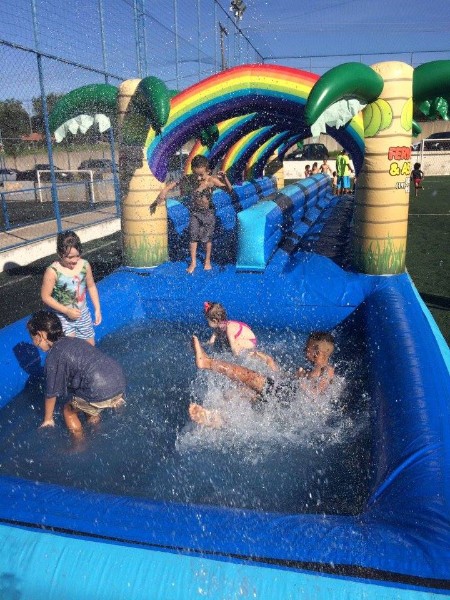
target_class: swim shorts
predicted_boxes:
[257,376,298,408]
[70,393,125,417]
[337,175,350,190]
[189,208,216,243]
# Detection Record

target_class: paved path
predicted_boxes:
[0,206,117,251]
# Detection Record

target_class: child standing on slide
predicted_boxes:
[153,155,232,273]
[41,230,101,346]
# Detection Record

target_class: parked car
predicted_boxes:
[0,168,18,184]
[16,164,74,182]
[167,152,189,182]
[286,143,329,161]
[78,158,118,178]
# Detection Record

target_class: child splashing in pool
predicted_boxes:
[27,310,126,447]
[189,332,335,428]
[204,301,278,369]
[205,301,257,355]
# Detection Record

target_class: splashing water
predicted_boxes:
[0,321,371,515]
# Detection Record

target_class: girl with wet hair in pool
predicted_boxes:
[204,301,257,355]
[203,301,278,369]
[41,230,102,346]
[27,310,126,447]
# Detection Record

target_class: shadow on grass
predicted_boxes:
[420,293,450,312]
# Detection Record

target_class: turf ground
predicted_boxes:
[406,176,449,344]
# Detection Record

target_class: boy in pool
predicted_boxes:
[27,310,126,447]
[189,332,335,428]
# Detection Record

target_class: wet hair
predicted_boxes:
[414,162,421,169]
[57,230,82,258]
[204,301,227,323]
[307,331,335,347]
[305,164,311,171]
[27,310,64,342]
[191,155,210,170]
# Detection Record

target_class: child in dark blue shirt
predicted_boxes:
[27,310,125,446]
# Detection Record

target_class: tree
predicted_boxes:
[31,93,64,134]
[0,99,30,157]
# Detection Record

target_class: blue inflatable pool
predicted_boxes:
[0,237,449,598]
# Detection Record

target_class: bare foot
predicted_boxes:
[203,262,212,271]
[192,335,212,369]
[189,403,223,428]
[186,263,196,274]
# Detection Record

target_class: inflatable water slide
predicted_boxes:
[0,62,449,599]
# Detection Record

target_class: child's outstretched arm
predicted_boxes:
[298,364,335,395]
[150,181,178,214]
[249,350,280,371]
[207,332,217,345]
[210,171,232,193]
[85,262,101,325]
[41,267,81,321]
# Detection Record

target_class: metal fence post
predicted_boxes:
[0,192,11,231]
[31,0,62,232]
[109,127,121,217]
[173,0,180,89]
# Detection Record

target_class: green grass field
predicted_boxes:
[406,175,449,344]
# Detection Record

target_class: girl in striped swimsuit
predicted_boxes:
[41,230,102,346]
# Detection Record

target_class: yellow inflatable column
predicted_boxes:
[353,62,413,274]
[265,152,285,189]
[118,79,168,267]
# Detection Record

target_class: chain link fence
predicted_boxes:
[0,0,263,248]
[411,137,450,176]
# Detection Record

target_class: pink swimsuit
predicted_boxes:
[228,320,257,346]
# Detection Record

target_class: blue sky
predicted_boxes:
[243,0,450,69]
[0,0,449,111]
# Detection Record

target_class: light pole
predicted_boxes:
[230,0,246,66]
[219,22,228,71]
